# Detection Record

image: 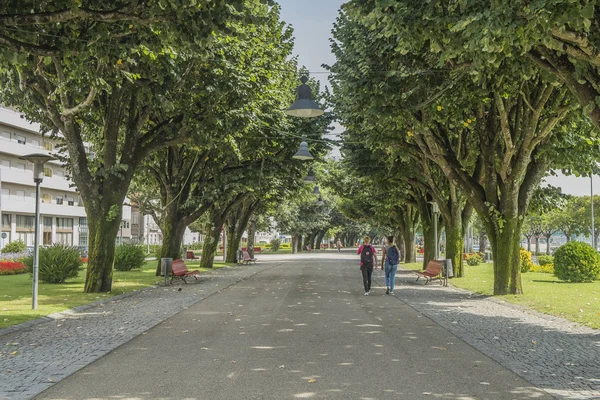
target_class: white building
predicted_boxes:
[0,106,131,251]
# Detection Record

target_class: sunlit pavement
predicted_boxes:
[32,250,556,399]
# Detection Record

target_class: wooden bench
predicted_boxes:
[305,245,313,252]
[414,260,443,285]
[185,250,198,260]
[171,259,201,283]
[242,250,257,264]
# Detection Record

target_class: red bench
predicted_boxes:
[186,251,198,260]
[171,259,201,283]
[414,260,443,285]
[242,250,256,264]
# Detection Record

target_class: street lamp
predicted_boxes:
[303,167,316,183]
[312,185,321,195]
[316,195,324,206]
[285,75,324,118]
[19,153,56,310]
[429,201,439,260]
[292,138,314,161]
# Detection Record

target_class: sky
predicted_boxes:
[276,0,593,197]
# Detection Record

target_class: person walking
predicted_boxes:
[381,236,400,295]
[337,239,343,252]
[357,236,378,295]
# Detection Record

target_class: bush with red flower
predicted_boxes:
[0,260,27,275]
[0,252,29,275]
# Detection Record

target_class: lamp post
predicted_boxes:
[592,174,595,250]
[429,201,439,260]
[19,153,55,310]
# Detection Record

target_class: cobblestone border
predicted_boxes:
[0,263,279,400]
[380,268,600,400]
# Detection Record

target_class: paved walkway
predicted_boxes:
[0,251,598,399]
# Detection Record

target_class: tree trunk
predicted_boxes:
[291,235,298,254]
[445,218,464,277]
[422,222,435,270]
[479,232,487,252]
[545,234,552,255]
[247,217,257,258]
[296,235,304,253]
[155,210,187,275]
[488,217,523,295]
[535,236,540,255]
[395,232,405,261]
[315,230,326,251]
[226,208,254,264]
[200,224,221,269]
[84,215,122,292]
[526,236,532,252]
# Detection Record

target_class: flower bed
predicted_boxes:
[0,260,27,275]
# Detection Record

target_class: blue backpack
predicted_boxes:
[387,245,400,265]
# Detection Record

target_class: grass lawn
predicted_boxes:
[0,260,232,329]
[449,263,600,330]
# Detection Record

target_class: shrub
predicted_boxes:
[1,240,26,254]
[0,260,27,275]
[269,238,281,252]
[520,249,534,273]
[537,255,554,266]
[280,243,291,249]
[530,263,554,274]
[114,243,146,271]
[553,241,600,282]
[466,253,483,266]
[23,244,83,284]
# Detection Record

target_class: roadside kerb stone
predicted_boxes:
[383,268,600,400]
[0,262,278,400]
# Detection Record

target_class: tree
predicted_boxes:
[0,0,246,292]
[328,2,592,294]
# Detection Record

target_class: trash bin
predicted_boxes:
[443,259,454,278]
[485,251,492,261]
[161,257,173,276]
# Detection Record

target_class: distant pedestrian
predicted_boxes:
[381,236,400,295]
[337,239,343,252]
[357,236,378,295]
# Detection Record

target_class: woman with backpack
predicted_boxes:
[381,236,400,295]
[357,236,378,295]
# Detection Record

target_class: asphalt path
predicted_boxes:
[36,251,551,399]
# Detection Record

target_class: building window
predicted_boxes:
[56,218,73,230]
[41,194,52,203]
[44,167,52,177]
[14,162,25,171]
[56,197,63,205]
[1,188,8,198]
[16,215,35,229]
[30,139,40,148]
[16,135,25,145]
[55,170,64,178]
[0,131,10,141]
[43,217,52,229]
[1,214,10,228]
[16,232,34,246]
[55,232,73,246]
[132,213,139,225]
[15,190,25,200]
[68,200,74,206]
